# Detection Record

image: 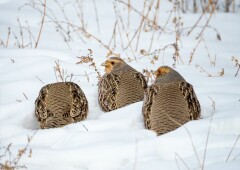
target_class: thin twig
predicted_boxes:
[35,75,44,84]
[226,134,240,162]
[165,113,201,168]
[117,0,162,31]
[108,20,117,48]
[189,36,203,64]
[13,130,37,168]
[196,3,215,40]
[76,49,101,80]
[187,11,205,36]
[35,0,46,49]
[6,27,11,48]
[54,60,65,82]
[113,2,136,59]
[175,153,190,170]
[23,93,28,100]
[82,124,88,131]
[202,97,215,170]
[202,38,214,66]
[13,32,21,48]
[17,18,24,48]
[235,65,240,77]
[92,0,100,33]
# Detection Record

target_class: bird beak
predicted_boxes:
[101,62,106,66]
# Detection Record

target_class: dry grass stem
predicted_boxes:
[35,0,46,49]
[148,26,155,52]
[22,21,36,48]
[35,75,45,84]
[187,11,205,36]
[108,20,117,49]
[202,38,215,66]
[153,0,160,26]
[172,0,184,66]
[231,57,240,77]
[53,60,74,82]
[23,93,28,100]
[17,18,24,48]
[135,0,154,52]
[196,3,215,40]
[116,18,125,51]
[92,0,100,33]
[73,72,97,83]
[143,69,155,84]
[76,49,101,80]
[201,97,216,169]
[117,0,162,31]
[13,32,21,48]
[175,153,190,170]
[54,60,65,82]
[139,43,176,65]
[82,124,88,131]
[6,27,11,48]
[189,37,203,64]
[127,0,131,28]
[0,131,37,170]
[157,6,174,39]
[53,61,74,82]
[196,64,224,77]
[165,113,201,168]
[226,134,240,162]
[113,2,136,60]
[65,73,74,82]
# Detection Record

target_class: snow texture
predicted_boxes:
[0,0,240,170]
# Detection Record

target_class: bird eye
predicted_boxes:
[111,62,114,65]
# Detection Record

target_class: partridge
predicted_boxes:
[142,66,201,135]
[98,57,147,112]
[35,82,88,129]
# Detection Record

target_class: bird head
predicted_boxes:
[155,66,171,78]
[101,57,125,73]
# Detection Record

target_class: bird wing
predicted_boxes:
[179,82,201,120]
[134,72,148,89]
[142,81,201,134]
[142,84,159,130]
[98,73,121,112]
[68,82,88,121]
[35,84,51,121]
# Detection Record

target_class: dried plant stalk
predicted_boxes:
[231,57,240,77]
[143,69,155,83]
[76,49,101,80]
[0,131,37,169]
[35,0,46,49]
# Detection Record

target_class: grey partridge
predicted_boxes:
[35,82,88,129]
[98,57,147,112]
[142,66,201,135]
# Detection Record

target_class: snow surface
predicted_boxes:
[0,0,240,169]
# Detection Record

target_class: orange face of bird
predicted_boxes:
[101,58,125,73]
[155,66,171,78]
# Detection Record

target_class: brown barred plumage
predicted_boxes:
[98,57,147,112]
[142,66,201,135]
[35,82,88,129]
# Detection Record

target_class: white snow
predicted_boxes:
[0,0,240,170]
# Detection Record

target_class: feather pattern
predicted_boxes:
[35,82,88,129]
[98,57,147,112]
[142,66,201,135]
